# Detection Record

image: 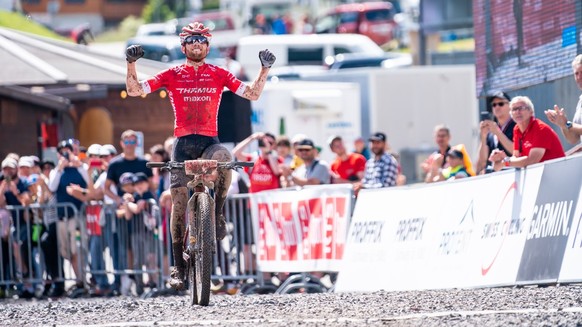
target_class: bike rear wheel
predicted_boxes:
[194,193,213,306]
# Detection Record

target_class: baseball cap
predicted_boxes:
[327,135,342,148]
[448,149,464,159]
[102,144,117,156]
[1,158,17,169]
[368,132,387,142]
[57,140,74,152]
[291,133,308,145]
[132,172,149,184]
[119,172,136,186]
[18,156,34,168]
[296,139,315,150]
[87,144,102,156]
[488,91,511,102]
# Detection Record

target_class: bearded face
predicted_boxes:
[182,42,209,62]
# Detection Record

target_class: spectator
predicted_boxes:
[354,132,399,192]
[477,91,515,174]
[328,135,366,184]
[545,54,582,148]
[17,156,34,179]
[149,144,171,200]
[421,125,452,182]
[41,161,55,179]
[125,172,157,295]
[490,96,565,170]
[232,132,283,193]
[271,14,287,34]
[47,140,89,291]
[432,149,470,182]
[253,14,271,34]
[353,136,371,160]
[281,139,331,186]
[0,157,31,298]
[276,136,294,166]
[115,172,136,296]
[289,133,307,170]
[104,130,153,206]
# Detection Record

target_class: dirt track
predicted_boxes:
[2,285,582,326]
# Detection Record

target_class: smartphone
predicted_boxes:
[62,152,70,161]
[89,158,102,168]
[480,111,492,121]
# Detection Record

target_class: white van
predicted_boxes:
[236,33,385,77]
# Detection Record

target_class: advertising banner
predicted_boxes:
[249,184,353,272]
[335,167,539,292]
[516,157,582,283]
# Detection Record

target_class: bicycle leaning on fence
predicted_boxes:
[146,159,253,306]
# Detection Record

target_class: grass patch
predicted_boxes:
[94,15,144,43]
[0,11,69,41]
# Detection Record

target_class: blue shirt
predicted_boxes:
[361,153,399,189]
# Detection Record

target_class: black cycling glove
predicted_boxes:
[126,45,144,63]
[258,49,276,68]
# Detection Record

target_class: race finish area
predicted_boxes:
[3,286,582,326]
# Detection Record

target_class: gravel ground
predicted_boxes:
[2,285,582,326]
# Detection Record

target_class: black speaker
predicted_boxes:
[218,91,252,143]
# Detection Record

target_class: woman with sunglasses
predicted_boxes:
[124,21,276,291]
[489,96,564,172]
[476,91,516,174]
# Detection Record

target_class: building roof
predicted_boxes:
[0,27,169,86]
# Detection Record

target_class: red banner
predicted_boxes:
[250,184,352,272]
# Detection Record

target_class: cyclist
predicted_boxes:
[125,21,276,290]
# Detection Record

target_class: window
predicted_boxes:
[288,48,324,65]
[365,9,392,21]
[339,12,358,24]
[22,0,41,4]
[65,0,85,3]
[333,47,351,55]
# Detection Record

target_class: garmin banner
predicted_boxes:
[516,157,582,283]
[335,155,582,292]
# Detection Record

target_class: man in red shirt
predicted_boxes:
[232,132,282,193]
[490,96,565,171]
[125,22,276,290]
[328,135,366,183]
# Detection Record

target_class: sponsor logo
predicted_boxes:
[176,87,218,94]
[527,201,573,240]
[349,221,384,243]
[439,201,474,256]
[395,218,426,242]
[481,182,519,276]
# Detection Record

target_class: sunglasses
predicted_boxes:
[298,148,312,152]
[123,139,137,145]
[491,102,507,107]
[183,35,208,44]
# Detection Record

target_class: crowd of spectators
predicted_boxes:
[2,55,582,300]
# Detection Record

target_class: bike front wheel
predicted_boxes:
[193,192,213,306]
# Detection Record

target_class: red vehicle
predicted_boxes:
[315,2,398,46]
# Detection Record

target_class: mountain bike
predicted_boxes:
[146,159,253,305]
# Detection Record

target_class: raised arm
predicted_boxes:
[241,49,276,101]
[125,45,145,97]
[545,105,581,145]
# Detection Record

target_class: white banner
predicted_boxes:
[249,184,353,272]
[335,169,537,292]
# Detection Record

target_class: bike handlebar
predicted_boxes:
[146,161,254,170]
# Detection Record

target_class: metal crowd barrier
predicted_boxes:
[1,203,81,297]
[78,199,164,297]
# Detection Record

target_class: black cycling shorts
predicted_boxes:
[170,134,231,188]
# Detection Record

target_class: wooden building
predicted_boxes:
[0,27,174,160]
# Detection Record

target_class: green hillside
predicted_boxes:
[0,11,70,41]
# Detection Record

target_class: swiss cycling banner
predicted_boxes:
[249,184,353,273]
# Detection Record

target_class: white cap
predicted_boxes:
[102,144,117,155]
[291,133,308,145]
[87,144,102,156]
[1,158,17,169]
[18,156,34,168]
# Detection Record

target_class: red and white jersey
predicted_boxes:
[142,63,245,137]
